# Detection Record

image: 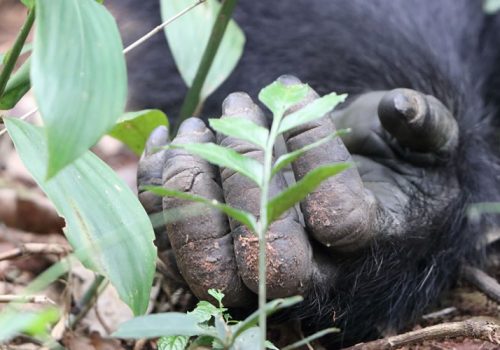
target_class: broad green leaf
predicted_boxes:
[158,336,189,350]
[271,129,350,178]
[144,186,257,233]
[258,81,309,115]
[278,93,347,134]
[0,308,59,343]
[484,0,500,13]
[5,119,156,315]
[232,296,303,341]
[113,313,211,339]
[161,0,245,98]
[189,301,221,323]
[230,327,259,350]
[267,163,351,224]
[20,0,35,9]
[168,143,263,186]
[108,110,168,155]
[32,0,127,178]
[265,340,280,350]
[0,57,31,110]
[282,328,339,350]
[209,118,269,149]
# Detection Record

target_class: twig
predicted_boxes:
[463,265,500,304]
[0,294,56,305]
[69,274,107,329]
[343,318,500,350]
[0,8,35,98]
[122,0,207,55]
[0,243,70,261]
[176,0,239,133]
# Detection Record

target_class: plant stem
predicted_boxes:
[175,0,238,135]
[257,114,283,349]
[0,8,35,98]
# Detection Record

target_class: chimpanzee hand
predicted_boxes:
[137,75,460,307]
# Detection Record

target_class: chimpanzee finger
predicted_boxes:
[137,125,170,251]
[218,92,313,298]
[162,118,253,306]
[280,75,377,252]
[378,88,459,154]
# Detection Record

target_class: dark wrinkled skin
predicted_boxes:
[110,0,500,347]
[138,76,461,305]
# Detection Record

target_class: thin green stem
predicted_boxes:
[175,0,238,135]
[257,112,284,349]
[0,8,35,98]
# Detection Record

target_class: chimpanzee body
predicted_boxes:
[108,0,500,347]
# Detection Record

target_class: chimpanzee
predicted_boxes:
[108,0,500,347]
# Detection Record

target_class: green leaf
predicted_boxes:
[0,57,31,110]
[32,0,127,178]
[209,118,269,149]
[208,289,225,307]
[271,129,350,178]
[144,186,258,233]
[20,0,35,9]
[278,93,347,134]
[265,340,280,350]
[161,0,245,99]
[267,163,351,224]
[5,119,156,315]
[0,308,59,343]
[108,110,168,155]
[113,313,210,339]
[232,296,303,341]
[282,328,339,350]
[258,81,309,115]
[157,336,189,350]
[484,0,500,13]
[168,143,263,186]
[230,327,260,350]
[189,301,221,323]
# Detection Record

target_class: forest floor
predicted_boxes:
[1,1,499,349]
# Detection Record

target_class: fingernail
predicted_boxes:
[392,90,424,122]
[222,92,253,115]
[277,75,302,86]
[145,125,169,156]
[177,117,207,136]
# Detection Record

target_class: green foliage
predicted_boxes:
[114,290,301,350]
[0,308,59,342]
[267,163,352,224]
[5,118,156,315]
[209,117,269,149]
[132,81,348,348]
[32,0,127,178]
[108,110,169,155]
[484,0,500,13]
[160,0,245,99]
[166,142,264,185]
[0,57,31,109]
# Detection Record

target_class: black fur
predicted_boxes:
[108,0,500,347]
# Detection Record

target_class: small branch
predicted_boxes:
[69,274,107,329]
[176,0,239,133]
[122,0,207,55]
[0,243,70,261]
[463,265,500,304]
[343,318,500,350]
[0,8,35,98]
[0,294,56,305]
